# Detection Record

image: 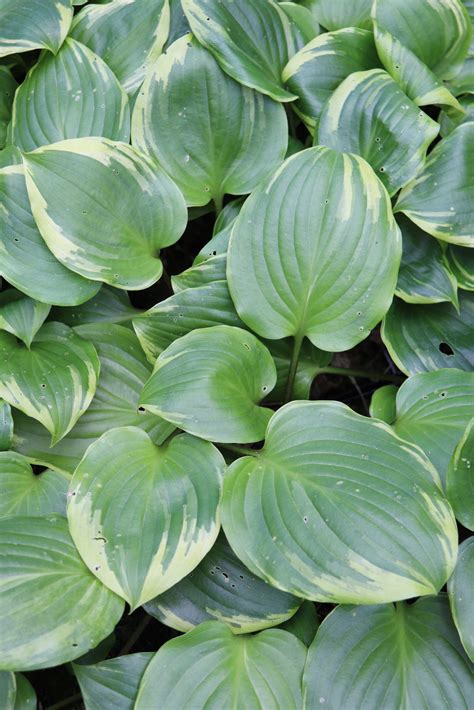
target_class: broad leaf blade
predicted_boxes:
[73,653,153,710]
[0,452,69,518]
[446,420,474,530]
[0,291,50,348]
[0,0,73,57]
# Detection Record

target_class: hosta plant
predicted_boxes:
[0,0,473,708]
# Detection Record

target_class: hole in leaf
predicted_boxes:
[137,406,146,413]
[32,465,47,476]
[438,342,454,356]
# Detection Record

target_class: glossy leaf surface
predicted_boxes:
[0,0,73,58]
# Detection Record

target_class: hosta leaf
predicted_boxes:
[446,244,474,291]
[23,137,187,289]
[278,600,318,647]
[140,326,276,443]
[396,215,458,305]
[0,673,15,709]
[369,384,398,424]
[181,0,298,102]
[70,0,170,94]
[12,674,36,709]
[12,323,174,473]
[132,35,287,209]
[303,595,473,708]
[439,95,474,137]
[382,294,474,375]
[0,165,101,306]
[0,291,50,348]
[282,28,381,132]
[73,653,153,710]
[0,452,69,518]
[0,0,73,58]
[135,622,306,709]
[51,286,140,327]
[446,420,474,530]
[372,0,470,108]
[393,368,474,485]
[67,427,224,609]
[0,67,17,149]
[0,322,99,445]
[265,338,332,401]
[448,537,474,660]
[165,0,190,49]
[222,401,457,603]
[133,281,244,363]
[316,69,439,196]
[0,401,13,451]
[172,254,227,291]
[195,228,232,262]
[0,515,124,671]
[227,147,401,352]
[0,146,22,169]
[396,123,474,247]
[279,3,319,46]
[144,532,300,634]
[11,38,130,152]
[307,0,372,30]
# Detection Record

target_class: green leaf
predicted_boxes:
[283,28,381,132]
[382,294,474,375]
[439,95,474,137]
[0,672,15,710]
[0,0,73,58]
[165,0,190,49]
[277,600,319,647]
[172,254,227,291]
[0,514,124,670]
[181,0,298,102]
[133,281,244,363]
[12,323,174,473]
[372,0,470,109]
[446,420,474,530]
[396,123,474,247]
[0,291,50,348]
[303,595,473,708]
[227,147,401,352]
[0,165,101,306]
[0,67,17,149]
[67,427,224,610]
[140,326,276,443]
[11,38,130,152]
[70,0,170,94]
[448,537,474,661]
[0,400,13,452]
[446,244,474,291]
[23,137,187,290]
[279,3,320,46]
[13,674,36,710]
[144,532,300,634]
[221,401,457,603]
[51,286,140,327]
[0,322,99,446]
[0,451,69,518]
[395,215,458,305]
[264,338,332,401]
[306,0,372,30]
[369,384,398,424]
[393,368,474,486]
[135,622,306,709]
[316,69,439,196]
[132,35,287,209]
[74,653,153,710]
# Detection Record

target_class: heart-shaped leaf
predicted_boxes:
[67,427,224,609]
[227,147,401,351]
[0,165,101,306]
[0,0,73,58]
[316,69,439,195]
[11,38,130,152]
[0,401,13,452]
[222,401,457,603]
[308,0,372,30]
[0,452,69,518]
[23,137,187,290]
[12,323,174,473]
[396,215,458,306]
[70,0,170,94]
[448,537,474,661]
[396,123,474,247]
[303,595,472,708]
[144,532,300,634]
[0,67,17,149]
[382,294,473,375]
[135,622,306,709]
[0,291,50,348]
[393,368,474,485]
[446,420,474,530]
[182,0,298,102]
[140,326,276,443]
[0,515,124,670]
[0,322,99,445]
[73,653,153,710]
[132,35,287,209]
[283,28,381,131]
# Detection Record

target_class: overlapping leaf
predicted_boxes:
[0,67,17,149]
[73,653,153,710]
[0,291,50,348]
[446,420,474,530]
[0,452,69,518]
[448,537,474,660]
[0,0,73,58]
[307,0,372,30]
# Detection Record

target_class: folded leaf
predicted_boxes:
[446,421,474,530]
[448,537,474,660]
[0,0,73,58]
[0,452,69,518]
[0,291,50,348]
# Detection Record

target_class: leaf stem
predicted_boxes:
[219,444,258,458]
[213,193,223,216]
[315,366,404,384]
[284,333,304,403]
